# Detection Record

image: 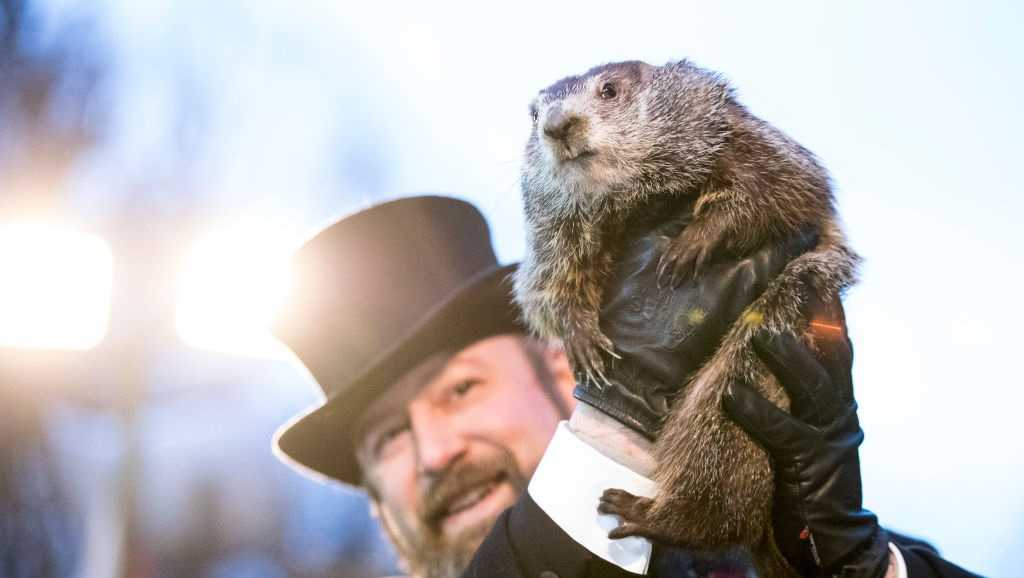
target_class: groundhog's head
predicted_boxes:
[522,60,735,207]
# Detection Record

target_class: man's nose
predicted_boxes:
[411,407,468,475]
[543,105,582,142]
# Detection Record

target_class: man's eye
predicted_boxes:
[373,424,409,456]
[452,379,479,397]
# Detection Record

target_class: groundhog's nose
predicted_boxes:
[543,107,582,142]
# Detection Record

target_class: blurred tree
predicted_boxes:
[0,0,107,576]
[1,1,399,576]
[0,402,80,578]
[0,0,105,212]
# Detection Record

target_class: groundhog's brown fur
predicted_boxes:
[513,60,860,577]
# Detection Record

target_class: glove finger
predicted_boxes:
[722,380,803,458]
[752,332,843,426]
[803,295,855,406]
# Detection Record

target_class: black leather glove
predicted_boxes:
[722,297,891,578]
[574,201,818,439]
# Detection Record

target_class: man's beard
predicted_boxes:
[377,444,527,578]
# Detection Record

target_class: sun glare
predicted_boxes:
[0,222,114,350]
[175,221,295,357]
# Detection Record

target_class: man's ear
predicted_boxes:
[366,494,382,520]
[543,340,578,409]
[361,473,384,518]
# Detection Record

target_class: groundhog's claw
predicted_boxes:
[564,321,618,387]
[608,522,650,541]
[658,240,713,288]
[599,488,659,541]
[566,338,612,387]
[599,488,652,518]
[658,229,720,288]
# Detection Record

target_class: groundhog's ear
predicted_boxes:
[668,58,694,72]
[636,62,655,84]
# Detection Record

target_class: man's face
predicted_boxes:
[353,334,575,578]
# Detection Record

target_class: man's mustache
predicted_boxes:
[417,451,523,533]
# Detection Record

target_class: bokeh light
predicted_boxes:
[175,220,296,358]
[0,222,113,350]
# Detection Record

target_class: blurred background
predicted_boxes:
[0,1,1020,577]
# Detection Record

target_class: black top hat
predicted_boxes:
[272,195,523,486]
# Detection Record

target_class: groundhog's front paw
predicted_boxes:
[657,230,718,288]
[563,320,618,387]
[598,488,661,541]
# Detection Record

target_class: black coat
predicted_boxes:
[461,493,983,578]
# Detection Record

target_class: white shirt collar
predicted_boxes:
[528,421,657,574]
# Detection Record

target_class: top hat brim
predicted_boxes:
[273,262,522,487]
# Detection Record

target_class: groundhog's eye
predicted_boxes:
[529,103,539,122]
[600,82,617,99]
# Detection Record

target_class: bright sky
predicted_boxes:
[37,0,1024,575]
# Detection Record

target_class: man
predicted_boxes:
[272,195,977,578]
[272,196,578,577]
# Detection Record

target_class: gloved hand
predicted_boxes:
[722,297,891,578]
[574,200,818,439]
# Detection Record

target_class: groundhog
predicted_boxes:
[513,59,860,577]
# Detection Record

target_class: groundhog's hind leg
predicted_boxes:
[598,488,680,543]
